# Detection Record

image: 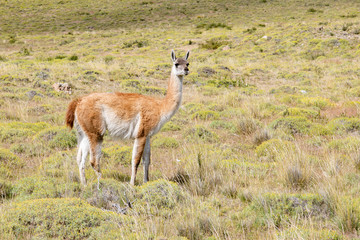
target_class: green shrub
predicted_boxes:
[39,151,75,177]
[0,148,24,179]
[277,227,341,239]
[300,96,333,109]
[82,179,135,211]
[104,55,114,64]
[123,39,148,48]
[239,193,332,229]
[12,176,80,200]
[68,55,78,61]
[153,136,179,148]
[0,121,49,143]
[143,86,166,95]
[120,79,141,89]
[0,198,131,239]
[10,142,46,158]
[191,110,220,120]
[34,127,77,149]
[186,125,218,142]
[200,37,229,50]
[209,120,235,131]
[196,22,232,30]
[161,121,181,131]
[270,116,313,135]
[102,169,131,182]
[255,139,295,161]
[327,117,360,133]
[282,107,320,119]
[184,102,205,114]
[138,179,183,209]
[207,78,242,88]
[102,145,131,167]
[328,136,360,154]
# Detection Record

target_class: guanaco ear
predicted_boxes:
[185,50,190,60]
[171,50,176,62]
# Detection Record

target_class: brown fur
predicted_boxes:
[65,98,81,129]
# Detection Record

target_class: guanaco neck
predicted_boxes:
[162,66,183,118]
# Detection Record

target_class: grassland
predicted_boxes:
[1,0,360,239]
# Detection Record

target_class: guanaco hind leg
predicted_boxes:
[143,137,151,183]
[130,137,147,185]
[77,138,89,186]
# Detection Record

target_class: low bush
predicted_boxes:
[191,110,220,120]
[200,37,229,50]
[34,126,77,149]
[328,136,360,154]
[186,125,218,142]
[282,107,320,119]
[161,121,181,131]
[255,139,295,161]
[0,121,49,143]
[138,179,183,210]
[12,176,80,200]
[0,148,24,179]
[327,117,360,133]
[238,193,332,230]
[82,179,135,212]
[153,136,179,148]
[0,198,131,239]
[270,116,310,135]
[102,145,131,167]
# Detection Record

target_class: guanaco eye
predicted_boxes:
[175,63,179,67]
[186,63,189,66]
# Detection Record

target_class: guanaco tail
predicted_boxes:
[65,50,190,186]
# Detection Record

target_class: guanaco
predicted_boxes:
[66,50,189,186]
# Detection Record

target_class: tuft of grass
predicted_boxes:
[236,117,260,135]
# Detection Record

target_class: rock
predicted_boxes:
[52,82,72,94]
[26,90,43,100]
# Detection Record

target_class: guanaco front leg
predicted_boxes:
[130,137,147,185]
[143,137,151,183]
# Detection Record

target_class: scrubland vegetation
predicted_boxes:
[1,0,360,239]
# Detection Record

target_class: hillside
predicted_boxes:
[1,0,360,239]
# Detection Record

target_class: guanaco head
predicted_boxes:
[171,50,190,77]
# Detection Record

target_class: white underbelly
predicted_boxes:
[102,107,140,139]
